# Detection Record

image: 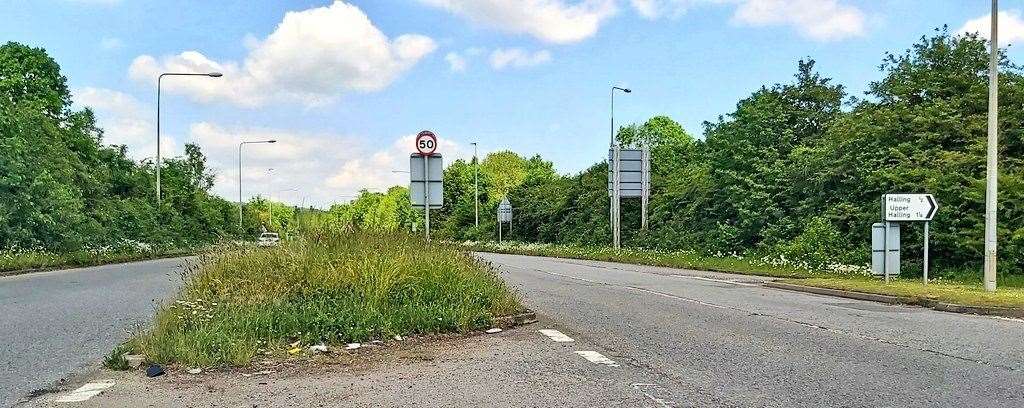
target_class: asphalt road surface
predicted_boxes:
[0,258,186,407]
[11,253,1024,407]
[479,253,1024,407]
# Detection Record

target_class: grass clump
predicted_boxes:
[134,231,523,367]
[103,342,134,371]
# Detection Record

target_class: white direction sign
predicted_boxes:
[498,198,512,223]
[884,194,937,221]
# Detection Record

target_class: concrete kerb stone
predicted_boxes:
[765,281,1024,319]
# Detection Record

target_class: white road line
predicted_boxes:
[538,329,575,342]
[631,383,678,408]
[575,350,619,367]
[54,380,115,403]
[681,275,759,287]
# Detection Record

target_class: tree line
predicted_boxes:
[408,29,1021,276]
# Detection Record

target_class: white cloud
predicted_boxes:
[731,0,865,41]
[417,0,618,44]
[630,0,728,20]
[490,48,552,70]
[128,1,437,107]
[73,87,177,160]
[958,10,1024,45]
[188,124,469,208]
[99,37,123,51]
[445,52,467,72]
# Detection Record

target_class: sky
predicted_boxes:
[3,0,1023,208]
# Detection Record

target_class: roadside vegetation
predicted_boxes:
[465,240,1024,309]
[130,231,522,367]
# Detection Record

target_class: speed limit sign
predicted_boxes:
[415,130,437,156]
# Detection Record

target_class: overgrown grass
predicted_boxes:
[784,277,1024,308]
[132,231,523,367]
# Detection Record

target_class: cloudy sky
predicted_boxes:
[4,1,1022,207]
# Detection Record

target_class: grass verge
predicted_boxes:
[461,241,824,279]
[131,231,523,367]
[0,248,192,275]
[781,277,1024,309]
[464,240,1024,310]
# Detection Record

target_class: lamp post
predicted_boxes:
[984,0,1000,292]
[472,142,479,228]
[238,140,276,229]
[156,71,222,204]
[610,86,631,249]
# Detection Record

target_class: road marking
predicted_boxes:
[631,383,678,407]
[680,275,759,287]
[500,261,1020,372]
[54,380,114,403]
[538,329,575,342]
[575,350,619,367]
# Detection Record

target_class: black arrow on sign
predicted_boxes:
[926,195,938,219]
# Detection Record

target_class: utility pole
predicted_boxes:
[984,0,999,292]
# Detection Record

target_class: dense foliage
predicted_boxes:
[0,42,242,251]
[431,30,1023,277]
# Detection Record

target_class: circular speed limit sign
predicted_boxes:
[415,130,437,156]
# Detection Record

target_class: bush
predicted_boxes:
[133,231,523,367]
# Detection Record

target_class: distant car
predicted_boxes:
[257,232,280,247]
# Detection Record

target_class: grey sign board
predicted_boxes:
[498,198,512,223]
[410,154,443,209]
[871,222,900,276]
[607,148,650,198]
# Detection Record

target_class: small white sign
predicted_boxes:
[884,194,937,221]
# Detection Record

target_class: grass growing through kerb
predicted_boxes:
[782,277,1024,308]
[134,231,523,367]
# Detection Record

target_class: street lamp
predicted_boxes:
[472,142,479,228]
[156,71,223,204]
[238,139,276,229]
[611,86,631,146]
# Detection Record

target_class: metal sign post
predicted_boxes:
[497,198,512,243]
[881,193,938,284]
[423,154,430,242]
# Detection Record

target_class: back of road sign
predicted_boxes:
[410,154,443,209]
[871,223,900,276]
[497,198,512,223]
[607,148,649,198]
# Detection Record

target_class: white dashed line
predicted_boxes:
[575,350,619,367]
[632,383,677,407]
[538,329,575,342]
[54,380,115,403]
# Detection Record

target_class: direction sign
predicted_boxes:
[498,198,512,223]
[883,194,937,221]
[415,130,437,156]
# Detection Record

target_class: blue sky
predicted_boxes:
[3,0,1021,206]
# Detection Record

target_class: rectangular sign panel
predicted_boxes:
[871,223,901,276]
[410,154,443,209]
[608,148,650,198]
[883,194,937,222]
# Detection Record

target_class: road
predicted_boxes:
[0,258,186,407]
[480,253,1023,407]
[11,253,1024,407]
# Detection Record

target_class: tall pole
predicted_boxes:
[156,72,222,204]
[984,0,999,292]
[156,75,162,204]
[473,142,479,228]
